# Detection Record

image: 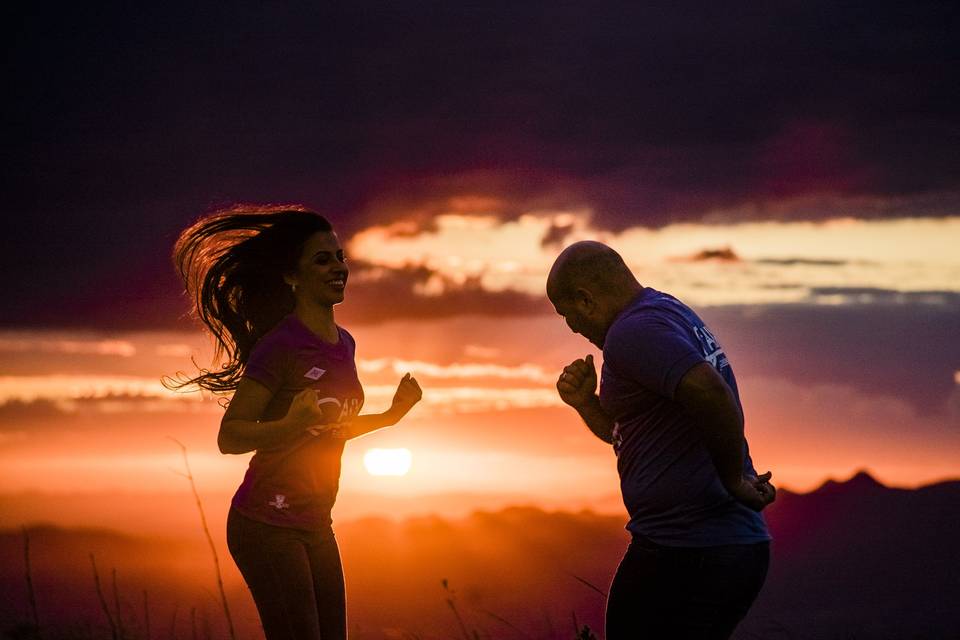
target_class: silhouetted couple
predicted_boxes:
[171,207,774,640]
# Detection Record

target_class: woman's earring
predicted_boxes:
[290,283,298,293]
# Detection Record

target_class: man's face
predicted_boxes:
[552,295,605,348]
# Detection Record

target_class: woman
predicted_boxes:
[169,205,422,640]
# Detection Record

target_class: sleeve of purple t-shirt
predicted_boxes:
[242,334,289,394]
[604,314,705,399]
[340,327,356,355]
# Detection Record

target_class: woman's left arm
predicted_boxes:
[336,373,422,440]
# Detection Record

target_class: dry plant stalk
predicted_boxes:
[143,590,151,640]
[441,579,475,640]
[112,568,126,640]
[169,437,237,640]
[479,607,533,639]
[90,554,118,640]
[568,572,608,598]
[22,527,42,640]
[169,604,179,640]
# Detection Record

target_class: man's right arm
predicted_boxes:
[557,354,614,444]
[574,393,614,444]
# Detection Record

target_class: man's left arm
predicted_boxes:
[674,362,776,511]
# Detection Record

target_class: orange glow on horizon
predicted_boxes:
[0,326,957,506]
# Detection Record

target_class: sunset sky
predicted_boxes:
[2,2,958,534]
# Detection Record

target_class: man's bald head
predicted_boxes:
[547,241,639,304]
[546,241,642,348]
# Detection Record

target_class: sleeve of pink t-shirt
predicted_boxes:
[242,334,289,394]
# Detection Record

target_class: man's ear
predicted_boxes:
[574,287,596,315]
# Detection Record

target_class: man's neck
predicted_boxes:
[597,283,646,345]
[608,282,646,317]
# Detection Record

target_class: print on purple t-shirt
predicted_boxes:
[599,287,771,546]
[231,314,364,530]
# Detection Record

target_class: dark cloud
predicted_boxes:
[343,287,956,421]
[700,298,960,418]
[756,258,851,267]
[540,220,577,249]
[682,247,741,262]
[0,399,65,427]
[3,1,958,327]
[339,261,552,323]
[806,288,960,305]
[0,396,208,429]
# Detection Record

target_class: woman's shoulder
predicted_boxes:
[337,325,357,351]
[250,315,301,355]
[243,317,302,386]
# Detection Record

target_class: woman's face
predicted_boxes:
[289,231,348,306]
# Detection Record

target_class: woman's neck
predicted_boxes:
[293,304,338,343]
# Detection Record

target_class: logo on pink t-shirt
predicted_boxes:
[268,494,290,510]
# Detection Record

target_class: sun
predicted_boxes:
[363,448,412,476]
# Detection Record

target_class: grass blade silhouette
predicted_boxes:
[90,554,118,640]
[143,590,150,640]
[169,437,236,640]
[568,572,608,598]
[23,527,43,640]
[477,607,533,639]
[442,579,474,640]
[111,568,126,640]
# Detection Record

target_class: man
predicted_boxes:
[547,241,775,640]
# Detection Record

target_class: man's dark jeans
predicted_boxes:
[606,536,770,640]
[226,507,346,640]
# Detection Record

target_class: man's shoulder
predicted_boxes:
[611,290,691,333]
[640,288,696,315]
[604,310,676,362]
[603,290,703,363]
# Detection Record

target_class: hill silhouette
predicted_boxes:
[1,471,957,639]
[745,470,960,638]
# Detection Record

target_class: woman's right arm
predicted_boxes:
[218,379,322,454]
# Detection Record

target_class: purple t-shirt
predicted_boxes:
[599,287,771,546]
[231,314,364,530]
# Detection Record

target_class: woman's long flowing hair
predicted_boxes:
[166,205,333,393]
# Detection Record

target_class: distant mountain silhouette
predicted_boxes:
[1,471,958,639]
[812,468,887,495]
[741,470,960,639]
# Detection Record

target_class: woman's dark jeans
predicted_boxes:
[226,507,346,640]
[606,536,770,640]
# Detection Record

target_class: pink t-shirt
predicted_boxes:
[231,314,364,530]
